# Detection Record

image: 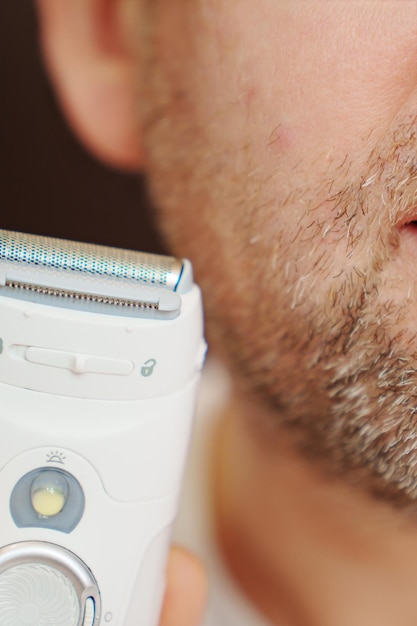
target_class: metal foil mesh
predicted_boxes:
[0,230,180,288]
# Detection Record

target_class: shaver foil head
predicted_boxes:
[0,230,192,318]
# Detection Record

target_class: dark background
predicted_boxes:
[0,2,165,253]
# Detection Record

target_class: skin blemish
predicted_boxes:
[267,123,295,155]
[244,85,257,108]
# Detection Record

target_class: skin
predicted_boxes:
[36,0,417,624]
[138,1,417,507]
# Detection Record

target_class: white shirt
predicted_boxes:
[174,360,272,626]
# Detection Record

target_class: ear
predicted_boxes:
[36,0,143,171]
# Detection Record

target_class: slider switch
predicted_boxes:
[25,346,133,376]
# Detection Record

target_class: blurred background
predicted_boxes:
[0,2,166,253]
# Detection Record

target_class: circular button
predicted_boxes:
[0,542,100,626]
[0,562,80,625]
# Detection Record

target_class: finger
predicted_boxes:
[159,546,207,626]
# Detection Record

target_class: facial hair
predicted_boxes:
[138,9,417,512]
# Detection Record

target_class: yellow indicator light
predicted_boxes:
[30,471,69,518]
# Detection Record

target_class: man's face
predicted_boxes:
[139,1,417,508]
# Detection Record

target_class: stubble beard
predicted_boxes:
[138,18,417,511]
[205,146,417,513]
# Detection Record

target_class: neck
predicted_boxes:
[213,395,417,626]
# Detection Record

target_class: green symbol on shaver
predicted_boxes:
[0,339,3,354]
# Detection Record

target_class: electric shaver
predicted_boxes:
[0,230,206,626]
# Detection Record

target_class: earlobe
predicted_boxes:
[36,0,144,171]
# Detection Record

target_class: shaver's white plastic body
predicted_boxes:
[0,252,206,625]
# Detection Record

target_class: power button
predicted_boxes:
[0,542,100,626]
